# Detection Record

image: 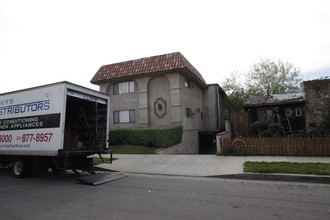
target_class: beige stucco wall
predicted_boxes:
[203,85,218,130]
[136,77,151,127]
[179,74,204,131]
[148,75,171,126]
[104,81,139,129]
[202,84,226,131]
[216,120,232,153]
[167,73,182,124]
[156,130,199,154]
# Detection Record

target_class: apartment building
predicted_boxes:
[91,52,227,153]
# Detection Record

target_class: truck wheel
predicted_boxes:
[12,159,29,178]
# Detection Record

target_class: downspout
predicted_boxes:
[216,86,220,130]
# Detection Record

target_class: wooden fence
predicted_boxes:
[219,137,330,156]
[230,114,249,137]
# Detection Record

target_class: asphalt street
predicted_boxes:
[1,167,330,220]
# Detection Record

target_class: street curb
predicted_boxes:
[95,164,330,184]
[208,173,330,184]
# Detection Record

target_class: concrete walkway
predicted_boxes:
[96,154,330,181]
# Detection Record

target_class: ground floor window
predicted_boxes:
[295,108,302,116]
[114,110,135,123]
[258,109,273,121]
[285,108,303,117]
[186,107,192,118]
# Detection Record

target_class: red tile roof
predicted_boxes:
[90,52,206,85]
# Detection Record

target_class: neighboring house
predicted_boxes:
[90,52,227,154]
[243,93,306,133]
[243,78,330,136]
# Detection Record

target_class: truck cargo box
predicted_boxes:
[0,81,110,177]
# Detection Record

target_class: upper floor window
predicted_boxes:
[114,81,134,95]
[184,80,192,89]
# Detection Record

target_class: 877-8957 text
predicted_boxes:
[19,133,53,142]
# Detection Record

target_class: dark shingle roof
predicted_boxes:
[90,52,206,85]
[243,93,305,107]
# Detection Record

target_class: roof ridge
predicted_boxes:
[100,52,181,67]
[90,52,206,85]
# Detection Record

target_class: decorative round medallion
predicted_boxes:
[154,98,167,118]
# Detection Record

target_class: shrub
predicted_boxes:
[260,130,272,137]
[250,121,270,136]
[268,123,282,136]
[109,125,183,148]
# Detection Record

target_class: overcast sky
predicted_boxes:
[1,0,330,93]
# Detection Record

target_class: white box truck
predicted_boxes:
[0,81,111,177]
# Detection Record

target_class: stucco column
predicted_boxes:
[136,77,150,126]
[166,73,182,124]
[100,82,110,94]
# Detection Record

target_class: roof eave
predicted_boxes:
[243,100,306,108]
[91,69,185,85]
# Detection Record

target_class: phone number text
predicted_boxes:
[17,133,53,142]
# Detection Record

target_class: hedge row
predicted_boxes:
[109,125,183,148]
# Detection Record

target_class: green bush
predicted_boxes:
[260,130,272,137]
[250,121,270,136]
[268,123,282,135]
[109,125,183,148]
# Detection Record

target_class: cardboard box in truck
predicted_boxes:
[0,81,110,177]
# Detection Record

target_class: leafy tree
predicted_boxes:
[246,59,301,96]
[221,59,302,114]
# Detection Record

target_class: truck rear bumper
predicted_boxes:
[58,149,112,170]
[58,149,109,156]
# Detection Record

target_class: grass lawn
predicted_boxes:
[244,161,330,175]
[108,145,155,154]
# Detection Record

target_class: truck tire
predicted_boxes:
[12,159,30,178]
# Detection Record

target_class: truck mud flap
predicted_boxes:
[77,172,126,185]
